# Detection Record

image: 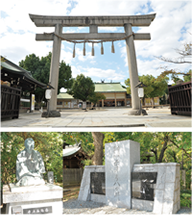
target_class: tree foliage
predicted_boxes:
[125,74,169,99]
[67,74,95,102]
[184,70,192,82]
[88,92,106,105]
[19,53,73,103]
[158,69,192,85]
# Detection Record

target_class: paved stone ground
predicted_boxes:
[63,199,192,214]
[1,107,192,128]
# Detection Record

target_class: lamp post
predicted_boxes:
[135,82,147,116]
[42,83,61,118]
[45,89,52,117]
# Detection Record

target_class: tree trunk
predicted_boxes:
[151,149,158,162]
[151,98,154,108]
[158,134,168,162]
[92,132,104,165]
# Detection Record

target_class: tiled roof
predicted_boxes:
[94,82,126,93]
[63,145,81,157]
[57,92,75,99]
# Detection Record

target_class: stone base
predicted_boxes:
[3,184,63,214]
[41,110,61,117]
[128,109,141,115]
[9,183,57,192]
[132,199,153,212]
[91,194,106,203]
[142,109,148,116]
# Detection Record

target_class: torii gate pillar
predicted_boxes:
[124,23,140,115]
[48,24,62,116]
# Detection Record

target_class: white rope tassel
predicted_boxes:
[92,42,94,56]
[101,42,104,55]
[83,42,86,56]
[73,43,76,58]
[111,41,115,53]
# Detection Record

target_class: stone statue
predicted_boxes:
[16,138,45,186]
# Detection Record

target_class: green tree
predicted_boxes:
[125,74,168,105]
[88,92,106,106]
[158,69,191,85]
[67,74,95,109]
[19,53,73,103]
[184,70,192,82]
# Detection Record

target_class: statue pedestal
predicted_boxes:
[3,184,63,214]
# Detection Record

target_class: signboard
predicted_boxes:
[138,88,144,98]
[11,206,22,214]
[23,206,52,214]
[45,89,52,100]
[31,94,35,111]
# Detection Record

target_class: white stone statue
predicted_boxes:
[16,138,45,186]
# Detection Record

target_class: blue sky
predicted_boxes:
[1,0,192,92]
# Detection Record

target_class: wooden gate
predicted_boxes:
[168,81,192,116]
[1,85,22,119]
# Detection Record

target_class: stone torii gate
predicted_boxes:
[29,14,156,116]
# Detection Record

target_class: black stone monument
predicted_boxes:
[90,172,105,195]
[131,172,157,201]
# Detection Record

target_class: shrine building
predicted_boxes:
[57,82,131,108]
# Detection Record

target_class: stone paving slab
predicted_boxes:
[1,107,191,128]
[63,199,192,214]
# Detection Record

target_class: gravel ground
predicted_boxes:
[63,199,192,214]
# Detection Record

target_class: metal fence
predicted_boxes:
[1,85,22,119]
[168,81,192,116]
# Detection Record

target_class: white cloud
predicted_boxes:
[70,0,149,16]
[71,65,126,82]
[1,0,71,62]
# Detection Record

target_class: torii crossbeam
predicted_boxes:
[30,14,156,116]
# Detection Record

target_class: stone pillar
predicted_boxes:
[114,93,117,107]
[105,140,140,208]
[102,99,104,107]
[49,24,62,115]
[124,23,140,115]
